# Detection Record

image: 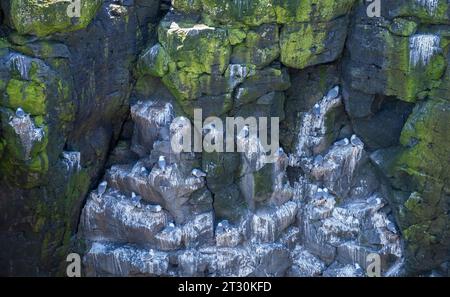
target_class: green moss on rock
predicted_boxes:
[388,99,450,272]
[0,139,5,157]
[32,169,91,270]
[9,0,102,37]
[158,21,231,75]
[394,100,450,187]
[280,17,349,69]
[280,22,325,69]
[5,79,47,115]
[172,0,203,13]
[253,164,275,202]
[228,27,247,45]
[388,18,418,37]
[0,37,11,49]
[136,43,170,77]
[275,0,356,23]
[155,18,233,109]
[0,150,49,188]
[202,0,276,26]
[202,151,240,192]
[395,0,450,24]
[162,69,202,101]
[198,0,356,26]
[231,24,280,68]
[383,30,446,102]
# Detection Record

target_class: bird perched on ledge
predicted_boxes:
[158,155,166,171]
[191,168,207,178]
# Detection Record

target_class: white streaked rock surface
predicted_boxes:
[81,86,404,277]
[289,246,326,277]
[80,189,170,245]
[84,242,170,276]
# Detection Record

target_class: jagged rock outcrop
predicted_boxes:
[1,0,449,277]
[80,84,404,276]
[2,0,102,37]
[138,0,357,118]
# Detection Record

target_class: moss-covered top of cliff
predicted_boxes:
[173,0,357,26]
[8,0,102,37]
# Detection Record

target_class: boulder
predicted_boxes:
[6,0,101,37]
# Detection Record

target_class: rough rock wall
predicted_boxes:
[0,0,162,276]
[344,1,450,274]
[0,0,449,276]
[80,0,447,277]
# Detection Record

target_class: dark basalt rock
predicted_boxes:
[0,0,162,276]
[351,97,414,150]
[0,0,449,277]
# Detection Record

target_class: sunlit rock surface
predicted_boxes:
[81,85,404,276]
[80,188,171,246]
[5,112,45,160]
[288,246,326,277]
[84,242,170,277]
[3,0,449,277]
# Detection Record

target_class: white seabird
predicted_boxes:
[387,222,397,234]
[242,125,249,138]
[322,188,333,199]
[15,107,26,118]
[217,220,230,233]
[314,155,324,165]
[350,135,364,147]
[276,147,285,157]
[312,103,321,116]
[335,138,350,146]
[191,168,207,178]
[158,156,166,171]
[314,188,324,199]
[131,193,142,208]
[149,204,162,213]
[97,181,107,197]
[327,86,340,99]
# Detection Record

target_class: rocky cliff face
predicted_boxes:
[0,0,448,276]
[0,0,161,275]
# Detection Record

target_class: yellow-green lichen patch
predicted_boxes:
[158,21,231,75]
[280,22,327,69]
[201,0,276,26]
[5,79,47,115]
[385,32,446,102]
[275,0,356,23]
[394,99,450,188]
[10,0,102,37]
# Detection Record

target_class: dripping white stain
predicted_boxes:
[8,54,31,80]
[233,0,251,17]
[416,0,439,15]
[409,34,441,67]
